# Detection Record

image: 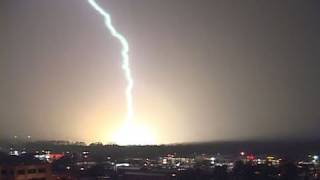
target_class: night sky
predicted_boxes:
[1,0,320,144]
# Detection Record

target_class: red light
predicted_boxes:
[246,155,255,161]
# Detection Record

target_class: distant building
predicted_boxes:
[0,153,52,180]
[0,163,52,180]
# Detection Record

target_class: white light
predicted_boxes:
[82,151,89,155]
[13,150,19,156]
[112,122,155,145]
[163,159,168,165]
[313,155,319,160]
[116,163,130,167]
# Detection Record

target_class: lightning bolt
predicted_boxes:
[88,0,134,123]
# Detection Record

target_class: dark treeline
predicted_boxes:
[1,139,320,160]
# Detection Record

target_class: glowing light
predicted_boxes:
[88,0,133,122]
[116,163,130,167]
[210,157,215,165]
[112,122,155,145]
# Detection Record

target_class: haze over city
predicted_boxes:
[1,0,320,145]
